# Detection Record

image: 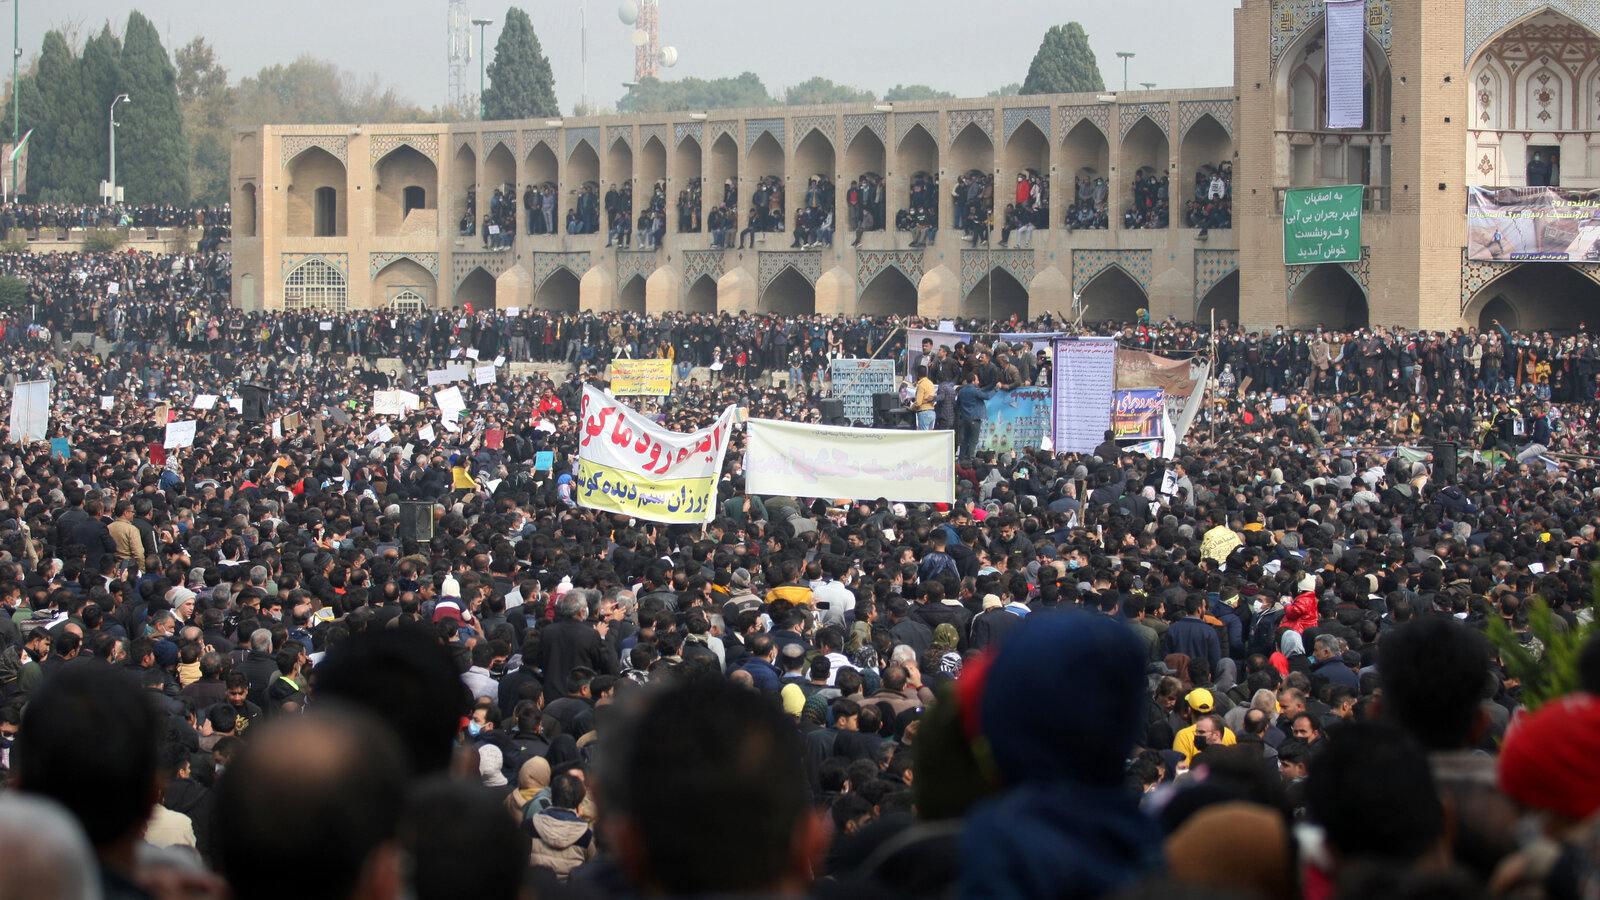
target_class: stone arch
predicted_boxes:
[1290,265,1368,329]
[685,273,718,313]
[286,146,347,237]
[450,143,476,235]
[619,274,647,313]
[675,134,703,231]
[793,129,836,225]
[844,125,886,183]
[534,267,580,312]
[1196,269,1240,325]
[1180,114,1232,230]
[748,130,783,185]
[963,268,1028,321]
[859,267,918,318]
[949,121,994,179]
[917,264,960,319]
[761,266,815,315]
[1004,119,1050,186]
[496,266,533,309]
[375,145,439,237]
[605,134,633,191]
[236,182,258,238]
[282,257,348,312]
[1077,266,1148,325]
[1275,19,1392,132]
[568,139,600,189]
[897,124,939,225]
[483,142,516,205]
[455,267,496,309]
[707,132,738,208]
[641,135,667,193]
[717,267,757,315]
[373,257,437,310]
[1461,263,1600,331]
[1121,117,1170,226]
[526,141,558,185]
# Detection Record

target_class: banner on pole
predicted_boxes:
[744,418,955,504]
[1050,337,1117,454]
[577,384,734,524]
[608,359,673,396]
[1111,389,1165,440]
[979,387,1052,453]
[828,358,897,424]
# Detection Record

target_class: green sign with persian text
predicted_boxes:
[1283,185,1363,265]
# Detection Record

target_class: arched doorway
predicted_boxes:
[1061,119,1110,230]
[287,147,347,237]
[685,274,717,313]
[748,131,784,189]
[675,135,703,233]
[1290,265,1368,329]
[794,128,836,227]
[1196,270,1239,326]
[375,144,438,236]
[897,124,939,230]
[707,132,738,213]
[451,143,476,236]
[964,268,1028,321]
[1179,115,1231,231]
[641,136,666,195]
[282,257,348,312]
[236,182,258,237]
[859,267,918,317]
[605,135,633,193]
[1122,118,1170,229]
[456,268,496,309]
[484,141,516,202]
[619,275,646,313]
[526,141,559,235]
[761,267,815,315]
[1077,266,1148,325]
[1468,10,1600,186]
[568,139,599,188]
[1004,120,1050,230]
[1463,264,1600,331]
[374,258,437,311]
[535,268,580,312]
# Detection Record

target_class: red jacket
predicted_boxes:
[1015,179,1030,205]
[1282,591,1319,633]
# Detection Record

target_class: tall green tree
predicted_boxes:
[617,73,772,113]
[884,84,954,102]
[176,37,233,204]
[988,82,1022,97]
[481,7,557,120]
[783,76,873,106]
[78,25,126,195]
[0,70,45,198]
[117,11,190,203]
[230,56,438,126]
[1020,23,1105,95]
[30,32,99,199]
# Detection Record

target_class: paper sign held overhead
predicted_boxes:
[163,420,197,449]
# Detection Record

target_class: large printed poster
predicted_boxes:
[1467,186,1600,262]
[979,387,1051,454]
[744,419,955,504]
[577,384,734,524]
[828,358,897,425]
[608,359,674,395]
[1050,337,1117,454]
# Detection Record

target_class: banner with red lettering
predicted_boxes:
[577,384,735,524]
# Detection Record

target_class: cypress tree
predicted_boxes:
[117,11,190,203]
[1020,23,1106,95]
[481,7,558,120]
[33,31,101,199]
[79,25,127,196]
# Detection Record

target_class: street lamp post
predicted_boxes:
[1116,51,1135,92]
[108,93,129,203]
[1140,82,1157,91]
[472,18,493,119]
[8,0,19,201]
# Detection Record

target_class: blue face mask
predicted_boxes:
[466,722,482,737]
[1067,559,1081,570]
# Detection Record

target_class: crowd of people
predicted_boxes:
[523,183,560,236]
[0,202,231,237]
[674,177,702,234]
[846,173,886,244]
[733,175,785,249]
[895,171,940,248]
[1125,170,1171,229]
[482,185,518,249]
[1184,162,1233,236]
[9,244,1600,899]
[952,171,995,247]
[1066,173,1111,230]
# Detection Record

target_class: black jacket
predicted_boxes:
[531,619,618,704]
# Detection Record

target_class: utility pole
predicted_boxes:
[9,0,18,200]
[108,93,129,203]
[1116,51,1135,92]
[473,18,493,119]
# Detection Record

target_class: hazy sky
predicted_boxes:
[37,0,1239,111]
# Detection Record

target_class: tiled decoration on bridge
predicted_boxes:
[369,135,439,165]
[1193,249,1239,303]
[1284,247,1371,300]
[282,253,348,280]
[1071,249,1153,295]
[792,115,837,150]
[453,134,476,156]
[1003,107,1052,143]
[1465,0,1600,62]
[708,121,738,150]
[856,249,926,292]
[1457,249,1600,309]
[1119,103,1171,140]
[451,251,514,288]
[369,252,440,280]
[639,124,667,150]
[532,251,592,290]
[615,249,658,289]
[681,250,726,286]
[947,109,996,143]
[607,126,632,151]
[522,128,559,153]
[843,113,887,146]
[894,111,941,147]
[961,249,1036,296]
[1179,100,1235,139]
[746,119,785,152]
[566,127,600,157]
[483,130,517,155]
[1059,105,1112,144]
[674,122,704,146]
[1272,0,1392,68]
[758,250,822,294]
[281,134,349,168]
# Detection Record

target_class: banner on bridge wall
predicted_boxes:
[576,384,734,524]
[608,359,673,396]
[1467,186,1600,262]
[744,418,955,504]
[1283,185,1363,264]
[979,387,1052,453]
[829,358,898,424]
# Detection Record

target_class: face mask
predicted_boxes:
[466,722,483,737]
[1252,599,1269,615]
[268,610,283,622]
[1067,559,1081,570]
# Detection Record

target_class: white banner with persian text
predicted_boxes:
[744,419,955,504]
[1325,0,1366,129]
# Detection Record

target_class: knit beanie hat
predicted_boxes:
[780,683,805,718]
[1499,693,1600,822]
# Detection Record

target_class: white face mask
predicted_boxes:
[1252,600,1269,615]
